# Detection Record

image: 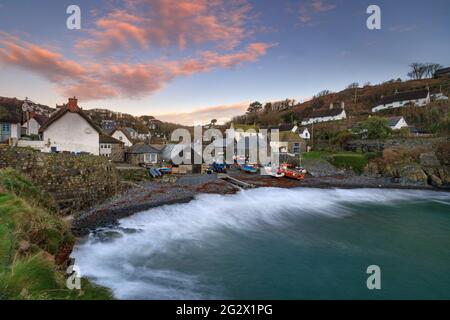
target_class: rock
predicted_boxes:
[303,159,340,177]
[93,230,123,243]
[18,240,30,252]
[430,174,443,187]
[398,164,428,186]
[420,152,441,167]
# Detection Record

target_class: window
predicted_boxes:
[144,153,157,163]
[0,123,11,142]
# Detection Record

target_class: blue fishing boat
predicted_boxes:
[240,164,258,174]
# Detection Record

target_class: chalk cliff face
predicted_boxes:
[0,146,121,214]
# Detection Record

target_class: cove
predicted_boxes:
[72,187,450,300]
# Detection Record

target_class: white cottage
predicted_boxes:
[372,89,430,113]
[299,128,311,140]
[39,97,101,155]
[111,128,134,147]
[387,117,409,130]
[22,114,49,136]
[301,103,347,126]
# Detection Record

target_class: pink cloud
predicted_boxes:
[76,0,254,54]
[311,0,336,12]
[0,34,272,101]
[156,102,249,125]
[294,0,337,26]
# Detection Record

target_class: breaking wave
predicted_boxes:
[71,188,450,299]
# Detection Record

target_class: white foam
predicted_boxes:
[72,188,450,299]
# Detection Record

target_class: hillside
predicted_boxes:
[0,96,183,140]
[0,169,112,299]
[232,78,450,130]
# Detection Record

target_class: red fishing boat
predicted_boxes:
[281,163,305,180]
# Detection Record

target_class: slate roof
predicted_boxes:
[128,144,161,154]
[0,103,22,123]
[31,114,49,126]
[435,67,450,76]
[267,123,297,132]
[100,134,124,144]
[379,89,429,105]
[305,108,345,120]
[113,128,134,142]
[387,116,404,127]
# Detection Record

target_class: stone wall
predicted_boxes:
[0,145,121,214]
[345,137,443,153]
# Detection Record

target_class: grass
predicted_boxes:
[302,151,377,174]
[329,153,369,174]
[0,169,113,300]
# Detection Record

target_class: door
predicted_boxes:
[0,123,11,142]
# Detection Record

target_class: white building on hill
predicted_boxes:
[301,102,346,126]
[372,89,430,113]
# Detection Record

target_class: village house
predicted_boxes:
[270,130,306,155]
[372,89,430,113]
[111,128,134,147]
[126,143,161,166]
[434,67,450,79]
[387,116,409,130]
[100,134,125,162]
[39,97,102,155]
[431,93,449,101]
[22,113,49,136]
[101,119,117,130]
[301,102,347,125]
[0,103,22,144]
[299,128,311,140]
[161,144,203,174]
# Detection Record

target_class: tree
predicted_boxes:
[353,116,392,139]
[210,119,217,127]
[263,102,273,112]
[315,90,332,97]
[347,82,359,89]
[424,63,443,78]
[246,101,263,114]
[408,63,427,80]
[408,62,443,80]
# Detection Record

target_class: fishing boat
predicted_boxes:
[262,165,285,178]
[240,164,258,174]
[281,163,305,180]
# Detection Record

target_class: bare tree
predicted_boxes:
[408,63,427,80]
[408,62,443,79]
[346,82,359,89]
[424,63,443,78]
[315,90,332,97]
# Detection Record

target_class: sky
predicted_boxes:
[0,0,449,125]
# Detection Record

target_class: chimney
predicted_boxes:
[67,97,78,112]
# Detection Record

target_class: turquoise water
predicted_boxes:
[72,188,450,300]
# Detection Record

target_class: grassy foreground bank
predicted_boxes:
[0,169,112,300]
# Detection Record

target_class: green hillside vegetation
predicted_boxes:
[302,151,378,174]
[0,169,112,300]
[231,77,450,135]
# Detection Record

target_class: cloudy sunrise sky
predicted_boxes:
[0,0,449,125]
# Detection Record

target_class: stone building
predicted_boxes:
[100,134,125,162]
